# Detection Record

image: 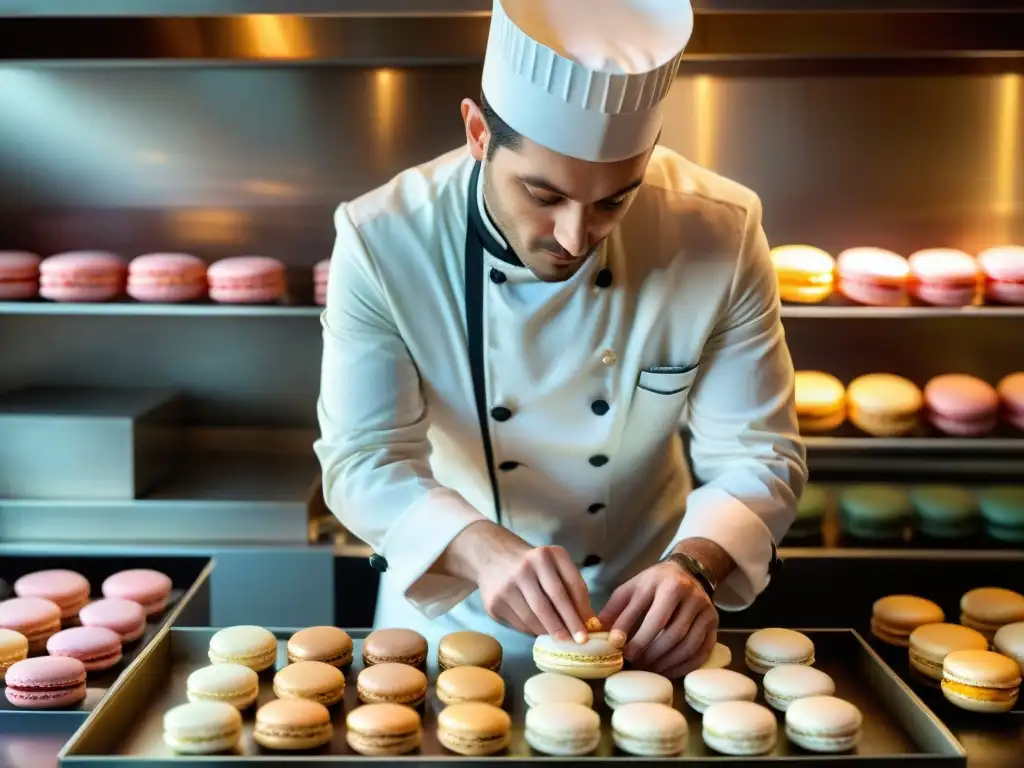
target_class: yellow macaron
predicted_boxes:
[795,371,846,433]
[771,245,835,304]
[941,649,1021,713]
[846,373,923,437]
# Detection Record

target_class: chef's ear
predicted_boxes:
[461,98,490,163]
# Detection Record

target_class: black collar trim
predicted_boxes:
[468,161,524,268]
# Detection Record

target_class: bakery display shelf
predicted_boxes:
[0,301,322,318]
[0,554,212,725]
[60,627,964,766]
[781,304,1024,320]
[804,436,1024,453]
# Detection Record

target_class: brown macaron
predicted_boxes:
[436,665,506,707]
[287,626,353,669]
[357,662,428,708]
[273,661,346,707]
[908,623,989,682]
[438,702,512,756]
[362,628,427,669]
[438,631,503,672]
[346,703,422,756]
[253,699,333,751]
[871,595,945,647]
[960,588,1024,640]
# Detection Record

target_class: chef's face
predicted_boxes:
[463,99,653,283]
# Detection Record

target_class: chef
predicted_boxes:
[315,0,807,678]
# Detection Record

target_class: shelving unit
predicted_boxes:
[0,301,323,318]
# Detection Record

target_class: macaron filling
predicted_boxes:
[703,724,773,752]
[255,722,332,740]
[940,678,1019,703]
[786,723,860,750]
[440,731,509,751]
[290,648,352,667]
[348,730,419,750]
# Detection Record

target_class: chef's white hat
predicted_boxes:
[481,0,693,163]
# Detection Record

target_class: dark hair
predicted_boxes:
[479,91,523,160]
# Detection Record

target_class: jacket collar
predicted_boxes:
[468,161,524,268]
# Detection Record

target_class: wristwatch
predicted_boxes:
[663,552,717,598]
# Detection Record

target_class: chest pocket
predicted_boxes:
[626,364,700,445]
[638,365,699,395]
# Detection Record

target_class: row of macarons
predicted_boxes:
[796,371,1024,437]
[771,244,1024,306]
[792,484,1024,542]
[870,589,1024,712]
[0,251,330,306]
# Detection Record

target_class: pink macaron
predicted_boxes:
[47,626,123,673]
[101,569,172,617]
[79,599,146,643]
[314,259,330,306]
[127,253,208,303]
[978,245,1024,305]
[0,597,63,654]
[998,372,1024,431]
[39,251,127,302]
[836,247,910,306]
[924,374,999,437]
[13,569,91,624]
[0,251,41,300]
[908,248,980,306]
[4,656,87,709]
[207,256,286,304]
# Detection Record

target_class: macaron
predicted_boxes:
[13,569,90,623]
[362,627,427,669]
[612,702,688,756]
[763,664,835,712]
[533,631,624,679]
[911,485,980,539]
[604,670,673,710]
[924,374,998,436]
[993,622,1024,674]
[524,702,601,756]
[785,695,863,753]
[836,247,910,307]
[871,595,945,647]
[908,248,980,306]
[286,626,353,669]
[683,668,757,712]
[4,656,87,709]
[46,626,123,672]
[101,568,173,616]
[253,698,333,751]
[745,628,815,674]
[436,665,505,707]
[313,259,330,306]
[0,629,29,680]
[523,672,594,709]
[702,700,777,756]
[701,642,733,670]
[960,587,1024,640]
[186,663,260,710]
[978,245,1024,305]
[997,372,1024,430]
[770,244,835,304]
[79,598,147,644]
[437,702,511,756]
[127,253,207,303]
[0,596,63,653]
[39,251,127,302]
[788,484,828,540]
[0,251,41,300]
[208,625,277,671]
[273,660,346,707]
[356,662,428,707]
[345,702,422,756]
[846,373,922,436]
[908,623,989,682]
[978,486,1024,543]
[207,256,286,304]
[795,371,846,433]
[839,484,913,541]
[941,649,1021,713]
[437,630,502,672]
[163,701,243,754]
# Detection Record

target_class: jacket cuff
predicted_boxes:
[664,487,776,612]
[379,487,488,619]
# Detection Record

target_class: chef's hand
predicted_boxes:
[439,521,597,643]
[598,553,721,678]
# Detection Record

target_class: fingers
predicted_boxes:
[624,584,680,662]
[502,590,547,637]
[634,592,705,669]
[601,582,649,649]
[597,583,633,633]
[656,609,718,678]
[550,551,596,640]
[518,569,574,642]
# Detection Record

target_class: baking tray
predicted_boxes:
[0,555,213,725]
[60,627,965,766]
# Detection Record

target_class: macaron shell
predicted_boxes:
[4,656,87,709]
[836,247,910,285]
[524,702,601,756]
[362,628,427,668]
[287,626,353,667]
[702,700,777,756]
[908,623,989,681]
[187,663,260,710]
[345,702,422,756]
[960,587,1024,635]
[208,625,277,671]
[942,649,1021,713]
[997,373,1024,429]
[436,665,505,706]
[79,599,147,643]
[207,256,286,304]
[700,642,733,670]
[837,277,909,307]
[163,701,243,754]
[871,595,945,646]
[924,374,998,434]
[13,570,90,619]
[39,252,126,302]
[611,702,688,756]
[437,630,503,671]
[273,660,346,707]
[0,597,63,652]
[127,254,207,302]
[978,246,1024,304]
[0,251,41,298]
[846,374,922,435]
[533,632,624,679]
[683,668,758,712]
[603,670,674,709]
[101,569,172,616]
[46,626,123,672]
[356,662,427,706]
[993,622,1024,672]
[437,702,511,756]
[745,628,815,673]
[0,629,30,678]
[522,672,594,709]
[762,664,836,711]
[254,698,333,751]
[785,695,863,753]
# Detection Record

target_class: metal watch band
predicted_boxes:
[664,552,717,598]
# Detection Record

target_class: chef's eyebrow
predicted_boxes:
[519,175,644,202]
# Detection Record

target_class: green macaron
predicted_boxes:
[910,485,980,539]
[839,485,912,541]
[786,484,828,540]
[978,486,1024,543]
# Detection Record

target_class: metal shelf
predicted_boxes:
[804,436,1024,452]
[0,300,322,317]
[781,304,1024,319]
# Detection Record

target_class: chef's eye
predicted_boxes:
[598,196,628,210]
[526,187,560,207]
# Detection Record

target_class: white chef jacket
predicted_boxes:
[315,144,807,649]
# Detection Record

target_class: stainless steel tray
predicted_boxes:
[60,628,966,765]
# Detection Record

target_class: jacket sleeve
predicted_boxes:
[313,204,488,619]
[662,194,808,611]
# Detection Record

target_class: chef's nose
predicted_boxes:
[553,205,588,258]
